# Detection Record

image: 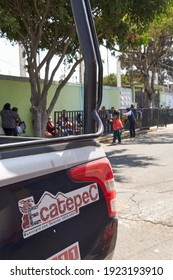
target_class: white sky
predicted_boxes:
[0,38,20,76]
[0,38,118,81]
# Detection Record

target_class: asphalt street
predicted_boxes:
[101,125,173,260]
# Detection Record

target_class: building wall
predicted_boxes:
[101,86,120,110]
[0,75,83,135]
[160,91,173,108]
[0,75,122,136]
[0,76,33,134]
[120,88,133,109]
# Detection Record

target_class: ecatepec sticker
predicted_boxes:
[18,183,99,238]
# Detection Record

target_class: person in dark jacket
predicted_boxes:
[0,103,20,136]
[123,107,136,138]
[12,107,21,136]
[130,104,137,119]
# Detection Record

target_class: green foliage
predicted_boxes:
[0,0,172,54]
[119,2,173,81]
[103,73,117,87]
[121,74,132,87]
[103,73,137,87]
[118,2,173,107]
[0,1,77,59]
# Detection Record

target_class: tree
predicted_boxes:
[0,0,171,136]
[118,6,173,107]
[103,73,117,87]
[103,73,132,87]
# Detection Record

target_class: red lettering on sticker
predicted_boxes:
[49,203,59,218]
[74,194,82,213]
[66,197,74,211]
[40,207,49,222]
[57,198,66,214]
[22,214,30,229]
[89,184,99,201]
[82,191,89,204]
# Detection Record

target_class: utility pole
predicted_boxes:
[117,58,121,88]
[107,48,110,76]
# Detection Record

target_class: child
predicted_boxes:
[112,111,124,144]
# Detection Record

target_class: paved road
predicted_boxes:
[101,125,173,260]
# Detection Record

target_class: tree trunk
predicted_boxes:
[144,89,152,108]
[143,75,154,108]
[31,106,48,137]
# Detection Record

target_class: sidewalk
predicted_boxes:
[98,126,159,144]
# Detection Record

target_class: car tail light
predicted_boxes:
[68,158,116,217]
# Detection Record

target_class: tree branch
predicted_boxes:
[47,57,83,114]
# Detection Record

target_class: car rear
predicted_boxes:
[0,140,117,260]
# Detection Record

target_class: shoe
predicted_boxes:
[111,142,116,145]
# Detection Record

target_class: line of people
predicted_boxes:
[44,105,137,141]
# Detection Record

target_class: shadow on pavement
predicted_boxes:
[104,144,159,185]
[102,126,173,183]
[136,132,173,145]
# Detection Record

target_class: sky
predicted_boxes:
[0,38,20,76]
[0,38,118,82]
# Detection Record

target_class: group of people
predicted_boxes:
[111,104,136,145]
[44,105,136,142]
[45,111,83,138]
[0,101,136,141]
[0,103,25,136]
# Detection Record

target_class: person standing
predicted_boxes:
[0,103,20,136]
[130,104,137,119]
[123,107,136,138]
[99,106,110,133]
[12,107,21,136]
[112,111,124,145]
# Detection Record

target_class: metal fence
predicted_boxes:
[130,108,173,130]
[53,108,173,137]
[54,110,84,137]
